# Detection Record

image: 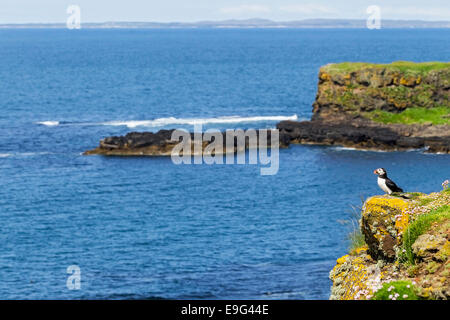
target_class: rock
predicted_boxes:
[412,234,447,262]
[84,129,284,156]
[277,117,450,153]
[313,63,450,117]
[329,247,378,300]
[360,196,411,261]
[283,61,450,154]
[86,130,178,156]
[330,190,450,300]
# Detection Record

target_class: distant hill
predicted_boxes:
[1,18,450,29]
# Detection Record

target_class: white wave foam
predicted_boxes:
[34,115,299,129]
[0,152,54,158]
[332,146,390,153]
[102,115,299,128]
[37,121,60,126]
[17,152,52,157]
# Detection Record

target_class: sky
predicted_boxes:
[0,0,449,23]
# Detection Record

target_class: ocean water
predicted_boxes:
[0,28,449,299]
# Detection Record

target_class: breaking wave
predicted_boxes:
[36,115,299,128]
[0,152,54,158]
[37,121,60,126]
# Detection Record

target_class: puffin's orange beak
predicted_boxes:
[373,170,378,174]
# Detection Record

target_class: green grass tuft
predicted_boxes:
[389,61,450,74]
[416,198,433,207]
[348,229,366,253]
[400,205,450,264]
[403,192,424,200]
[372,280,420,300]
[340,201,367,253]
[365,107,450,125]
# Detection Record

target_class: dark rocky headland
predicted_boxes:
[84,61,450,156]
[277,61,450,153]
[84,129,284,156]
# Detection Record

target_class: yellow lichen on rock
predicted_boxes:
[439,241,450,261]
[416,76,422,85]
[330,246,393,300]
[319,71,331,82]
[336,254,350,265]
[395,211,409,235]
[363,196,410,219]
[352,245,369,256]
[361,195,411,260]
[330,251,373,300]
[330,190,450,300]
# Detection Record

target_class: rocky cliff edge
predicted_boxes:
[330,187,450,300]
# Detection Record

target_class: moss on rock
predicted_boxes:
[314,61,450,120]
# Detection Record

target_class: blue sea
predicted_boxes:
[0,28,449,299]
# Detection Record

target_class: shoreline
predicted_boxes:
[84,117,450,156]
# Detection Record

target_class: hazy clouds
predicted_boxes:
[0,0,449,23]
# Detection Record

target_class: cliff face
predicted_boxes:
[277,61,450,153]
[330,189,450,300]
[313,62,450,120]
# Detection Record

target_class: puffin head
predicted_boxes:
[373,168,387,176]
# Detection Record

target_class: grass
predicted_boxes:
[341,200,367,253]
[365,107,450,125]
[400,205,450,264]
[348,228,366,253]
[388,61,450,74]
[372,280,420,300]
[403,192,424,200]
[323,61,450,75]
[416,198,434,207]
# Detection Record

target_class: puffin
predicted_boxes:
[373,168,404,194]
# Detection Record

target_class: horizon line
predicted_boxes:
[1,18,450,25]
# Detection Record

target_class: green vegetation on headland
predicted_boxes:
[365,107,450,125]
[401,205,450,264]
[372,280,421,300]
[315,61,450,121]
[323,61,450,76]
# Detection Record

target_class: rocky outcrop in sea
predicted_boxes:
[85,61,450,155]
[277,61,450,153]
[276,117,450,153]
[84,129,285,156]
